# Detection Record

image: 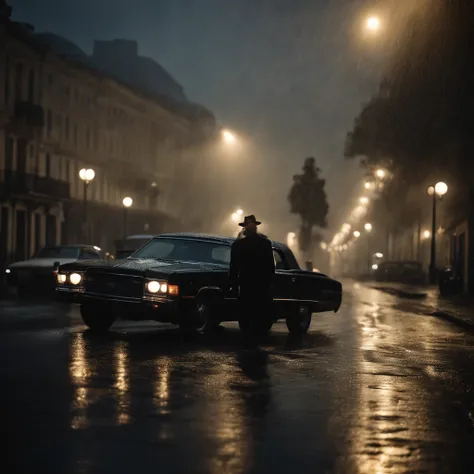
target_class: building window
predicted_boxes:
[46,110,52,136]
[65,117,70,140]
[4,55,9,105]
[66,159,70,183]
[14,62,23,101]
[45,153,51,177]
[5,137,14,170]
[27,69,35,102]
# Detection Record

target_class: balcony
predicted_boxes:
[6,101,45,138]
[1,170,70,200]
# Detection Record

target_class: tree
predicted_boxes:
[288,157,329,257]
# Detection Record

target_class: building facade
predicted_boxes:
[0,5,216,269]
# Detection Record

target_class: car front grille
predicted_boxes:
[84,271,144,299]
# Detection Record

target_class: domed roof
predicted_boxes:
[35,32,87,58]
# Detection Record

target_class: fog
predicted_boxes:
[11,0,426,244]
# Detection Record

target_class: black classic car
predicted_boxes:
[56,233,342,335]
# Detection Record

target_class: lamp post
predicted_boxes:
[122,197,133,239]
[427,182,448,283]
[79,168,95,241]
[364,223,373,275]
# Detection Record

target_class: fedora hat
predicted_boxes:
[239,214,261,227]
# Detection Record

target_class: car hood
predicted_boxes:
[9,258,77,269]
[59,258,228,277]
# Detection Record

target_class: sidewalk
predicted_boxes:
[371,281,474,329]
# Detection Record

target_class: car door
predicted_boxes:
[272,248,297,316]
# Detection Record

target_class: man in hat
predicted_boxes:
[229,215,275,348]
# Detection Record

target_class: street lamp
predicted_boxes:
[353,231,361,238]
[79,168,95,241]
[122,196,133,238]
[422,230,431,240]
[360,196,369,205]
[364,223,373,274]
[427,181,448,283]
[364,181,373,190]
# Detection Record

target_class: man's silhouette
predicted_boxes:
[229,215,275,348]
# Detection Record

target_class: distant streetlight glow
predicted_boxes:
[423,230,431,240]
[222,129,236,144]
[375,168,386,179]
[353,231,361,238]
[372,264,379,270]
[366,16,381,32]
[236,209,244,215]
[364,181,373,190]
[360,196,369,205]
[320,242,327,250]
[364,223,373,232]
[231,212,240,223]
[374,252,384,259]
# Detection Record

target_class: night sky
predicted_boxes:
[11,0,389,239]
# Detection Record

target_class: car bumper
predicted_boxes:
[57,288,182,323]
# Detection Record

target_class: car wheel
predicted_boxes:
[286,305,312,335]
[190,299,218,336]
[80,303,116,333]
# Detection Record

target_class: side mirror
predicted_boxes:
[53,261,60,275]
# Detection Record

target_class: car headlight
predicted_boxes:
[146,280,178,295]
[57,274,67,284]
[69,273,82,285]
[5,269,11,274]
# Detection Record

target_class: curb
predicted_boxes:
[372,286,427,299]
[430,310,474,331]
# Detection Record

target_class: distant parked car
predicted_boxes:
[5,245,104,297]
[114,234,154,259]
[374,260,425,284]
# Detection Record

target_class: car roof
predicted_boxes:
[126,234,155,239]
[156,232,287,250]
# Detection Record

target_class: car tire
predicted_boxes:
[80,303,116,333]
[188,299,218,336]
[286,305,312,335]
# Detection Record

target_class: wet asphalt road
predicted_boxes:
[2,281,474,474]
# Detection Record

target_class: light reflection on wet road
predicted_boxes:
[1,281,474,473]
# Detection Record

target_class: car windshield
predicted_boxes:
[132,238,231,266]
[35,247,81,259]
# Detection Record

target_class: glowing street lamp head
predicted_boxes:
[222,129,236,144]
[79,168,95,182]
[364,223,373,232]
[122,197,133,208]
[364,181,373,190]
[231,212,240,223]
[366,16,381,31]
[236,209,244,215]
[423,230,431,239]
[434,181,448,197]
[353,231,361,238]
[360,196,369,205]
